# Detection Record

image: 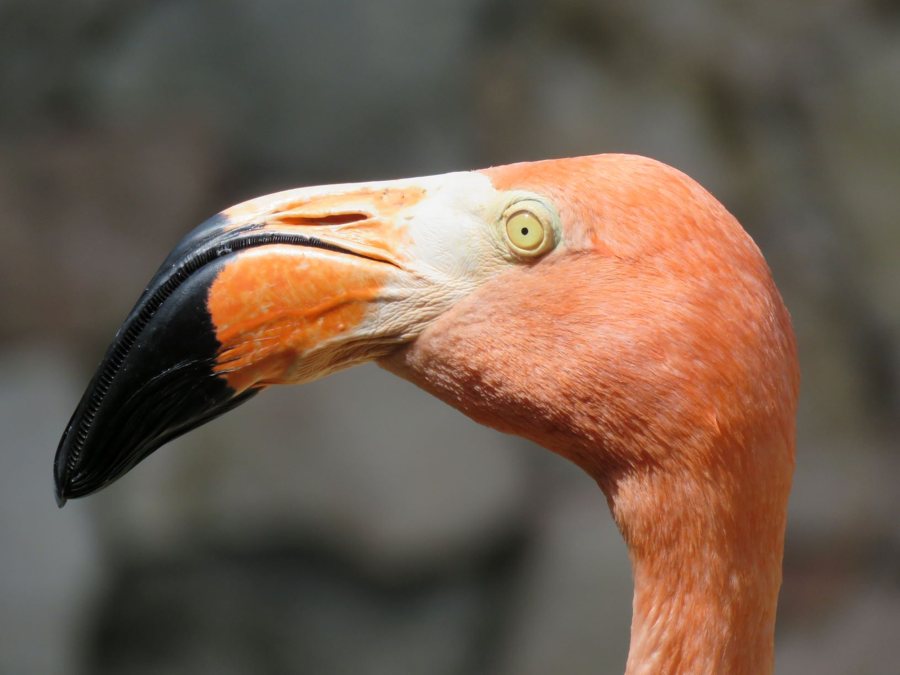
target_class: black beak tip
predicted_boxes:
[54,422,78,507]
[52,239,266,506]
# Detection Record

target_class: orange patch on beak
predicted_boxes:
[224,186,426,228]
[207,184,425,393]
[207,247,391,393]
[271,186,426,219]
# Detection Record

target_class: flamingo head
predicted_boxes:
[54,154,797,508]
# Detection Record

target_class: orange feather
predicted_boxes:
[384,154,799,674]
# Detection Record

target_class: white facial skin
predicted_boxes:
[372,171,563,341]
[216,171,563,385]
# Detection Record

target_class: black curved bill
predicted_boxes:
[53,216,266,505]
[55,204,394,506]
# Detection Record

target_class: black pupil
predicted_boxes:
[521,227,529,235]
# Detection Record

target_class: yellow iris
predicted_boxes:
[505,211,545,251]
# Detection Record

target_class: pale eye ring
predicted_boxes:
[502,201,556,257]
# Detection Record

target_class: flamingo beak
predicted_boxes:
[54,182,430,505]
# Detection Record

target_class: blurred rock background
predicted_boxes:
[1,0,898,673]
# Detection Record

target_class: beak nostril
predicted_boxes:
[275,212,370,226]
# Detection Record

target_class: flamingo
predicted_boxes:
[55,154,798,674]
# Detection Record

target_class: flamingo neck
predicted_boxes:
[602,458,789,675]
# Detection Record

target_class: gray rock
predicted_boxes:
[495,458,632,675]
[0,345,103,675]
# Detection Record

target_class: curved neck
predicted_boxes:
[604,453,791,675]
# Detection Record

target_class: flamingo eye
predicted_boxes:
[506,211,544,250]
[502,201,556,258]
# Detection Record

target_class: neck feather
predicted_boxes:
[379,232,799,674]
[604,445,792,675]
